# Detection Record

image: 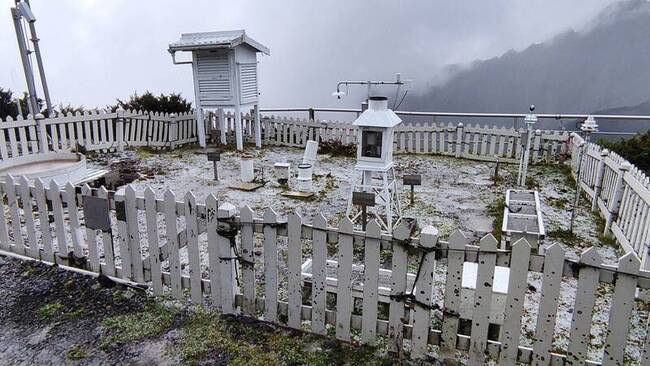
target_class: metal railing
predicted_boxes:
[259,107,649,135]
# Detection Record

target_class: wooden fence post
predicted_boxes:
[411,225,438,359]
[592,149,609,212]
[169,113,178,150]
[254,104,262,148]
[532,129,542,164]
[604,162,631,235]
[116,108,125,151]
[35,113,48,153]
[217,202,238,314]
[455,122,464,158]
[441,230,467,360]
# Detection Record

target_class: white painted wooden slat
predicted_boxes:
[336,217,354,341]
[532,244,565,365]
[389,222,411,352]
[33,179,53,261]
[144,187,163,295]
[5,176,24,254]
[65,182,84,257]
[75,120,84,146]
[0,127,8,159]
[287,212,303,329]
[411,226,438,359]
[361,220,381,345]
[499,237,532,364]
[97,187,115,276]
[17,127,29,155]
[184,191,202,303]
[67,123,76,148]
[240,205,256,316]
[603,253,640,365]
[0,182,11,250]
[164,189,182,299]
[81,184,99,272]
[83,120,92,147]
[19,176,39,258]
[49,179,67,255]
[263,208,279,322]
[311,213,327,335]
[206,194,221,307]
[114,191,131,280]
[567,247,602,365]
[441,230,468,359]
[468,234,498,366]
[216,202,236,314]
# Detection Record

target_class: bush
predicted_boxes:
[108,91,192,114]
[599,132,650,174]
[0,88,43,119]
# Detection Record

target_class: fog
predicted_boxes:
[0,0,619,111]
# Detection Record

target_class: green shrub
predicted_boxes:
[599,132,650,174]
[108,91,192,114]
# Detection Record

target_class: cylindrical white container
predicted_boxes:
[240,156,255,182]
[297,163,313,192]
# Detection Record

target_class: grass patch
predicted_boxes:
[100,301,178,349]
[557,163,576,189]
[593,213,617,246]
[487,196,505,242]
[66,345,87,360]
[525,176,540,190]
[176,307,394,366]
[547,229,583,246]
[37,301,64,321]
[547,197,569,209]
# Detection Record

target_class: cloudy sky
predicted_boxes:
[0,0,619,110]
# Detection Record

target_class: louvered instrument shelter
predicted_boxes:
[169,30,270,149]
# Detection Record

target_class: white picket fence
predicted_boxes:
[254,116,570,163]
[570,133,650,270]
[0,110,199,161]
[0,177,649,364]
[1,110,570,165]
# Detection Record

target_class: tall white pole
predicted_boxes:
[518,106,537,187]
[11,7,39,115]
[569,116,598,233]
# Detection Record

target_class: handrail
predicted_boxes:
[260,107,650,121]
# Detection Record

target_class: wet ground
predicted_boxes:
[0,256,405,366]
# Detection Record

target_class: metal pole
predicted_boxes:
[213,161,219,181]
[23,1,52,115]
[11,7,39,115]
[570,116,598,233]
[410,185,414,205]
[569,140,586,233]
[519,111,537,187]
[361,205,367,231]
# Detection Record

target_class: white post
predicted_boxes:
[604,162,631,236]
[455,122,464,158]
[518,112,537,186]
[254,104,262,148]
[169,113,178,150]
[116,108,125,151]
[35,113,48,153]
[235,105,243,150]
[591,149,609,212]
[218,108,227,144]
[571,116,598,231]
[195,107,206,147]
